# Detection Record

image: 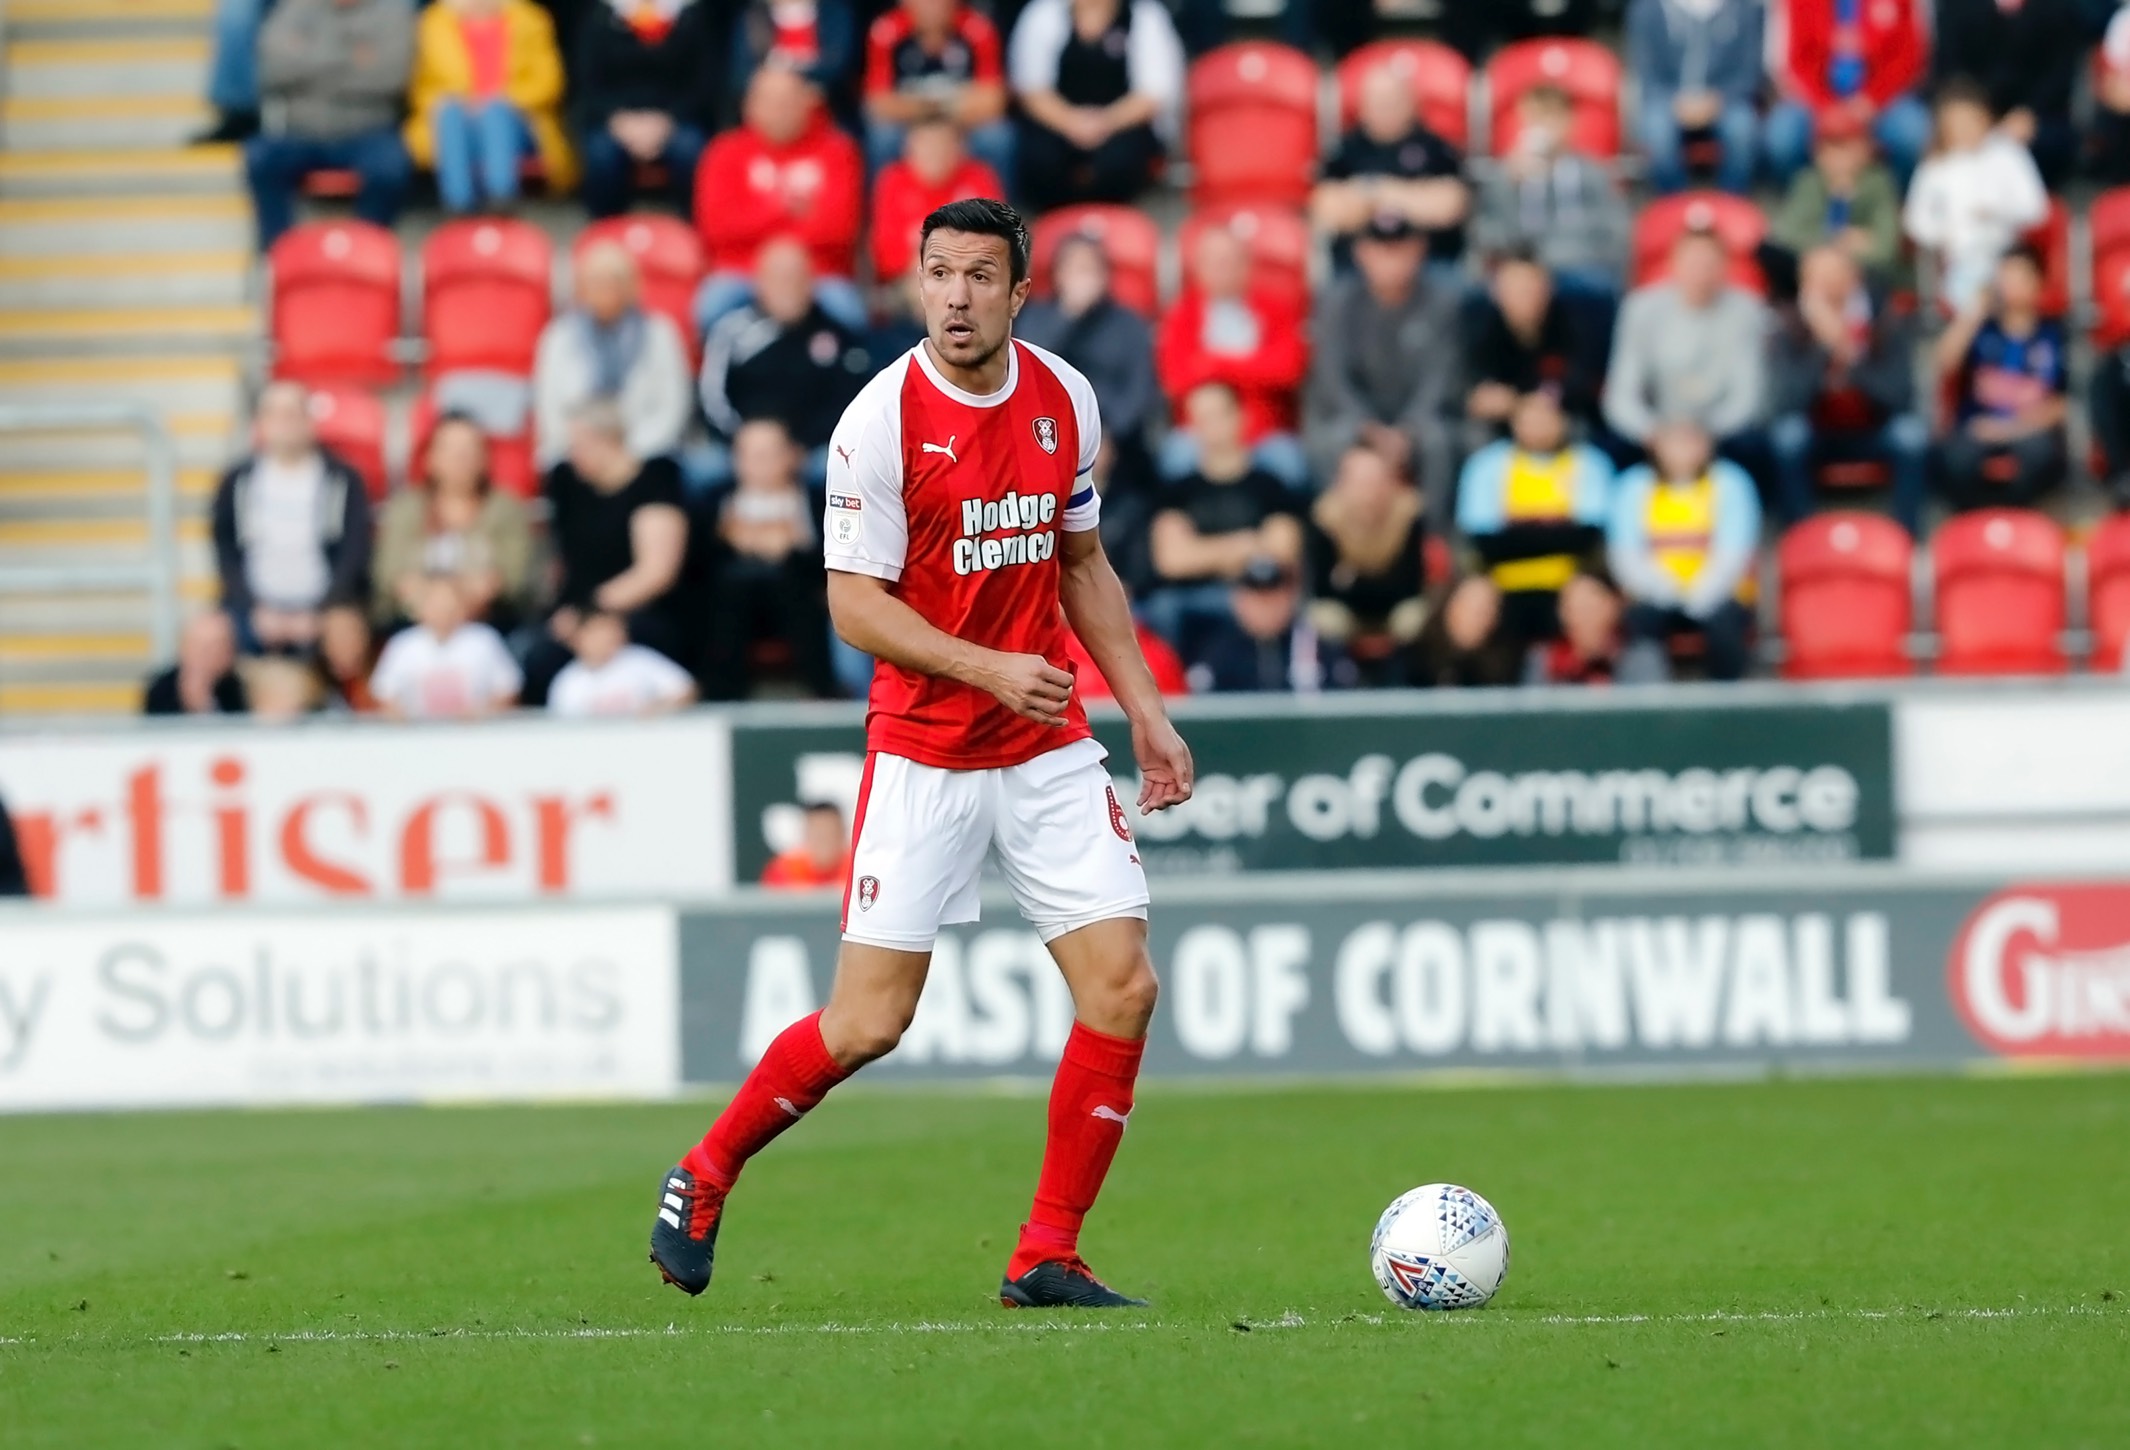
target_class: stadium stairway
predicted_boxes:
[0,0,248,717]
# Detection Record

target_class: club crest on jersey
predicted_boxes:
[1033,416,1059,454]
[856,875,880,911]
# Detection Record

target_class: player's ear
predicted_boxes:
[1010,275,1031,317]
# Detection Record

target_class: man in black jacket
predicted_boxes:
[211,381,372,655]
[1462,247,1608,456]
[574,0,724,217]
[1014,230,1159,488]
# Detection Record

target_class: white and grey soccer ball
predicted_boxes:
[1369,1183,1510,1311]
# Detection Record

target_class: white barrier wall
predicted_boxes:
[1897,694,2130,870]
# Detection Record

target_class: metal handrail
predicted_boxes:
[0,402,181,661]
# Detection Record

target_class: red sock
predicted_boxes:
[1008,1022,1145,1279]
[682,1011,850,1189]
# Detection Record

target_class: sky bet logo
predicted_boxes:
[953,489,1058,576]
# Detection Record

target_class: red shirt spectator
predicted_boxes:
[870,119,1003,280]
[761,800,852,888]
[694,67,863,279]
[1156,226,1306,442]
[1066,623,1190,698]
[1768,0,1929,112]
[864,0,1003,109]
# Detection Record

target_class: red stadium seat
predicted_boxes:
[1776,513,1914,679]
[408,389,539,501]
[420,218,554,379]
[1176,204,1310,307]
[268,221,402,387]
[1486,38,1623,158]
[303,385,388,501]
[1029,205,1163,315]
[2089,189,2130,348]
[1931,508,2068,676]
[1186,42,1319,207]
[575,214,706,363]
[2023,196,2072,320]
[1631,191,1766,293]
[2086,513,2130,670]
[1335,39,1472,148]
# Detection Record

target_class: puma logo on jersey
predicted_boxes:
[833,444,853,468]
[1092,1105,1132,1129]
[921,436,958,463]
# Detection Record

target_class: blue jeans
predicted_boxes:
[430,99,531,213]
[862,116,1018,187]
[208,0,269,112]
[1769,410,1931,536]
[1639,94,1759,194]
[579,122,708,219]
[1764,96,1932,189]
[829,633,875,699]
[244,128,411,250]
[1156,430,1315,491]
[693,270,869,335]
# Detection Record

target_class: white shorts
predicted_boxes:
[841,737,1150,950]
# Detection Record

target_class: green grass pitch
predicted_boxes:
[2,1073,2126,1448]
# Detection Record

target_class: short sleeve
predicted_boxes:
[965,11,1003,82]
[367,635,415,709]
[547,663,588,716]
[1007,0,1064,95]
[822,372,909,581]
[630,457,685,511]
[477,628,524,700]
[1059,351,1104,533]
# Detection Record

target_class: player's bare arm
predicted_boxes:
[1057,528,1194,813]
[825,570,1074,726]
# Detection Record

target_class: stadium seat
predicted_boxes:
[2089,188,2130,348]
[1335,39,1472,149]
[1776,514,1914,680]
[1631,191,1766,293]
[1485,38,1623,158]
[575,215,706,363]
[1029,205,1162,316]
[420,218,554,379]
[1185,42,1319,207]
[1175,204,1311,307]
[267,221,403,387]
[2085,513,2130,670]
[303,385,389,501]
[408,389,539,501]
[1931,509,2068,676]
[2024,197,2072,319]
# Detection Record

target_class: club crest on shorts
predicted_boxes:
[1033,416,1058,454]
[856,874,881,911]
[1105,785,1133,842]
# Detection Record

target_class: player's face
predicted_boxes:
[919,230,1028,373]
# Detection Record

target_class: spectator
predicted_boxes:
[372,413,538,633]
[195,0,269,144]
[1934,245,2070,513]
[699,420,837,700]
[1086,435,1159,599]
[244,0,415,250]
[1601,227,1768,466]
[1007,0,1183,213]
[698,238,870,490]
[242,656,327,722]
[143,611,249,716]
[870,116,1005,284]
[2090,334,2130,506]
[1607,419,1760,681]
[1903,77,2050,314]
[1145,381,1304,641]
[1764,0,1933,187]
[1015,232,1159,468]
[1626,0,1764,194]
[1305,444,1429,682]
[1065,619,1189,696]
[1523,568,1669,685]
[1309,57,1470,271]
[0,793,28,897]
[1156,224,1310,486]
[1933,0,2083,186]
[1439,0,1602,60]
[1304,213,1464,523]
[1767,106,1904,287]
[318,604,379,713]
[572,0,722,218]
[762,800,851,888]
[2098,7,2130,187]
[1178,556,1345,693]
[1462,248,1608,452]
[405,0,576,215]
[527,400,691,703]
[368,573,524,719]
[549,609,699,716]
[1407,575,1522,687]
[212,382,373,655]
[729,0,860,112]
[534,240,693,469]
[1768,245,1929,533]
[1456,390,1614,644]
[863,0,1014,179]
[692,67,866,332]
[1470,84,1629,300]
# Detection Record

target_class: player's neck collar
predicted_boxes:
[914,338,1019,408]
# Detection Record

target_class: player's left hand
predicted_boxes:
[1132,715,1194,814]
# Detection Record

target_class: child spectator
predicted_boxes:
[405,0,576,215]
[869,117,1005,284]
[1456,390,1614,645]
[1156,224,1309,485]
[1763,0,1933,187]
[762,800,852,888]
[1406,575,1523,688]
[1305,444,1429,683]
[572,0,722,218]
[1145,382,1305,642]
[1626,0,1764,194]
[1007,0,1182,212]
[1310,57,1470,269]
[1607,419,1760,681]
[1523,569,1668,685]
[1902,78,2048,314]
[1767,107,1903,288]
[863,0,1013,179]
[143,612,248,717]
[367,574,523,719]
[1934,245,2069,513]
[1472,84,1629,298]
[548,610,699,717]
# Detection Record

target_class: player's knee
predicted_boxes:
[837,1000,917,1067]
[1105,962,1160,1033]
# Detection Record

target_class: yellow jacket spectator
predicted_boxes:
[405,0,579,212]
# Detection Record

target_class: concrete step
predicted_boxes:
[0,144,240,198]
[0,194,252,254]
[3,583,214,636]
[0,631,151,664]
[6,0,216,42]
[0,354,243,412]
[0,416,235,474]
[0,681,145,715]
[0,250,251,309]
[0,515,211,551]
[4,37,209,99]
[0,303,257,357]
[0,466,218,511]
[3,93,213,152]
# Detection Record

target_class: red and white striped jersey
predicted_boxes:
[823,338,1103,770]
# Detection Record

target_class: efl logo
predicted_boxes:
[1948,884,2130,1058]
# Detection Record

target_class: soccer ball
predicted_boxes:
[1369,1183,1510,1311]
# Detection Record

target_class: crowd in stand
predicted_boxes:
[150,0,2130,727]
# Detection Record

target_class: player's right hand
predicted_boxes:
[984,653,1074,727]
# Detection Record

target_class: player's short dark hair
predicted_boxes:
[919,197,1031,287]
